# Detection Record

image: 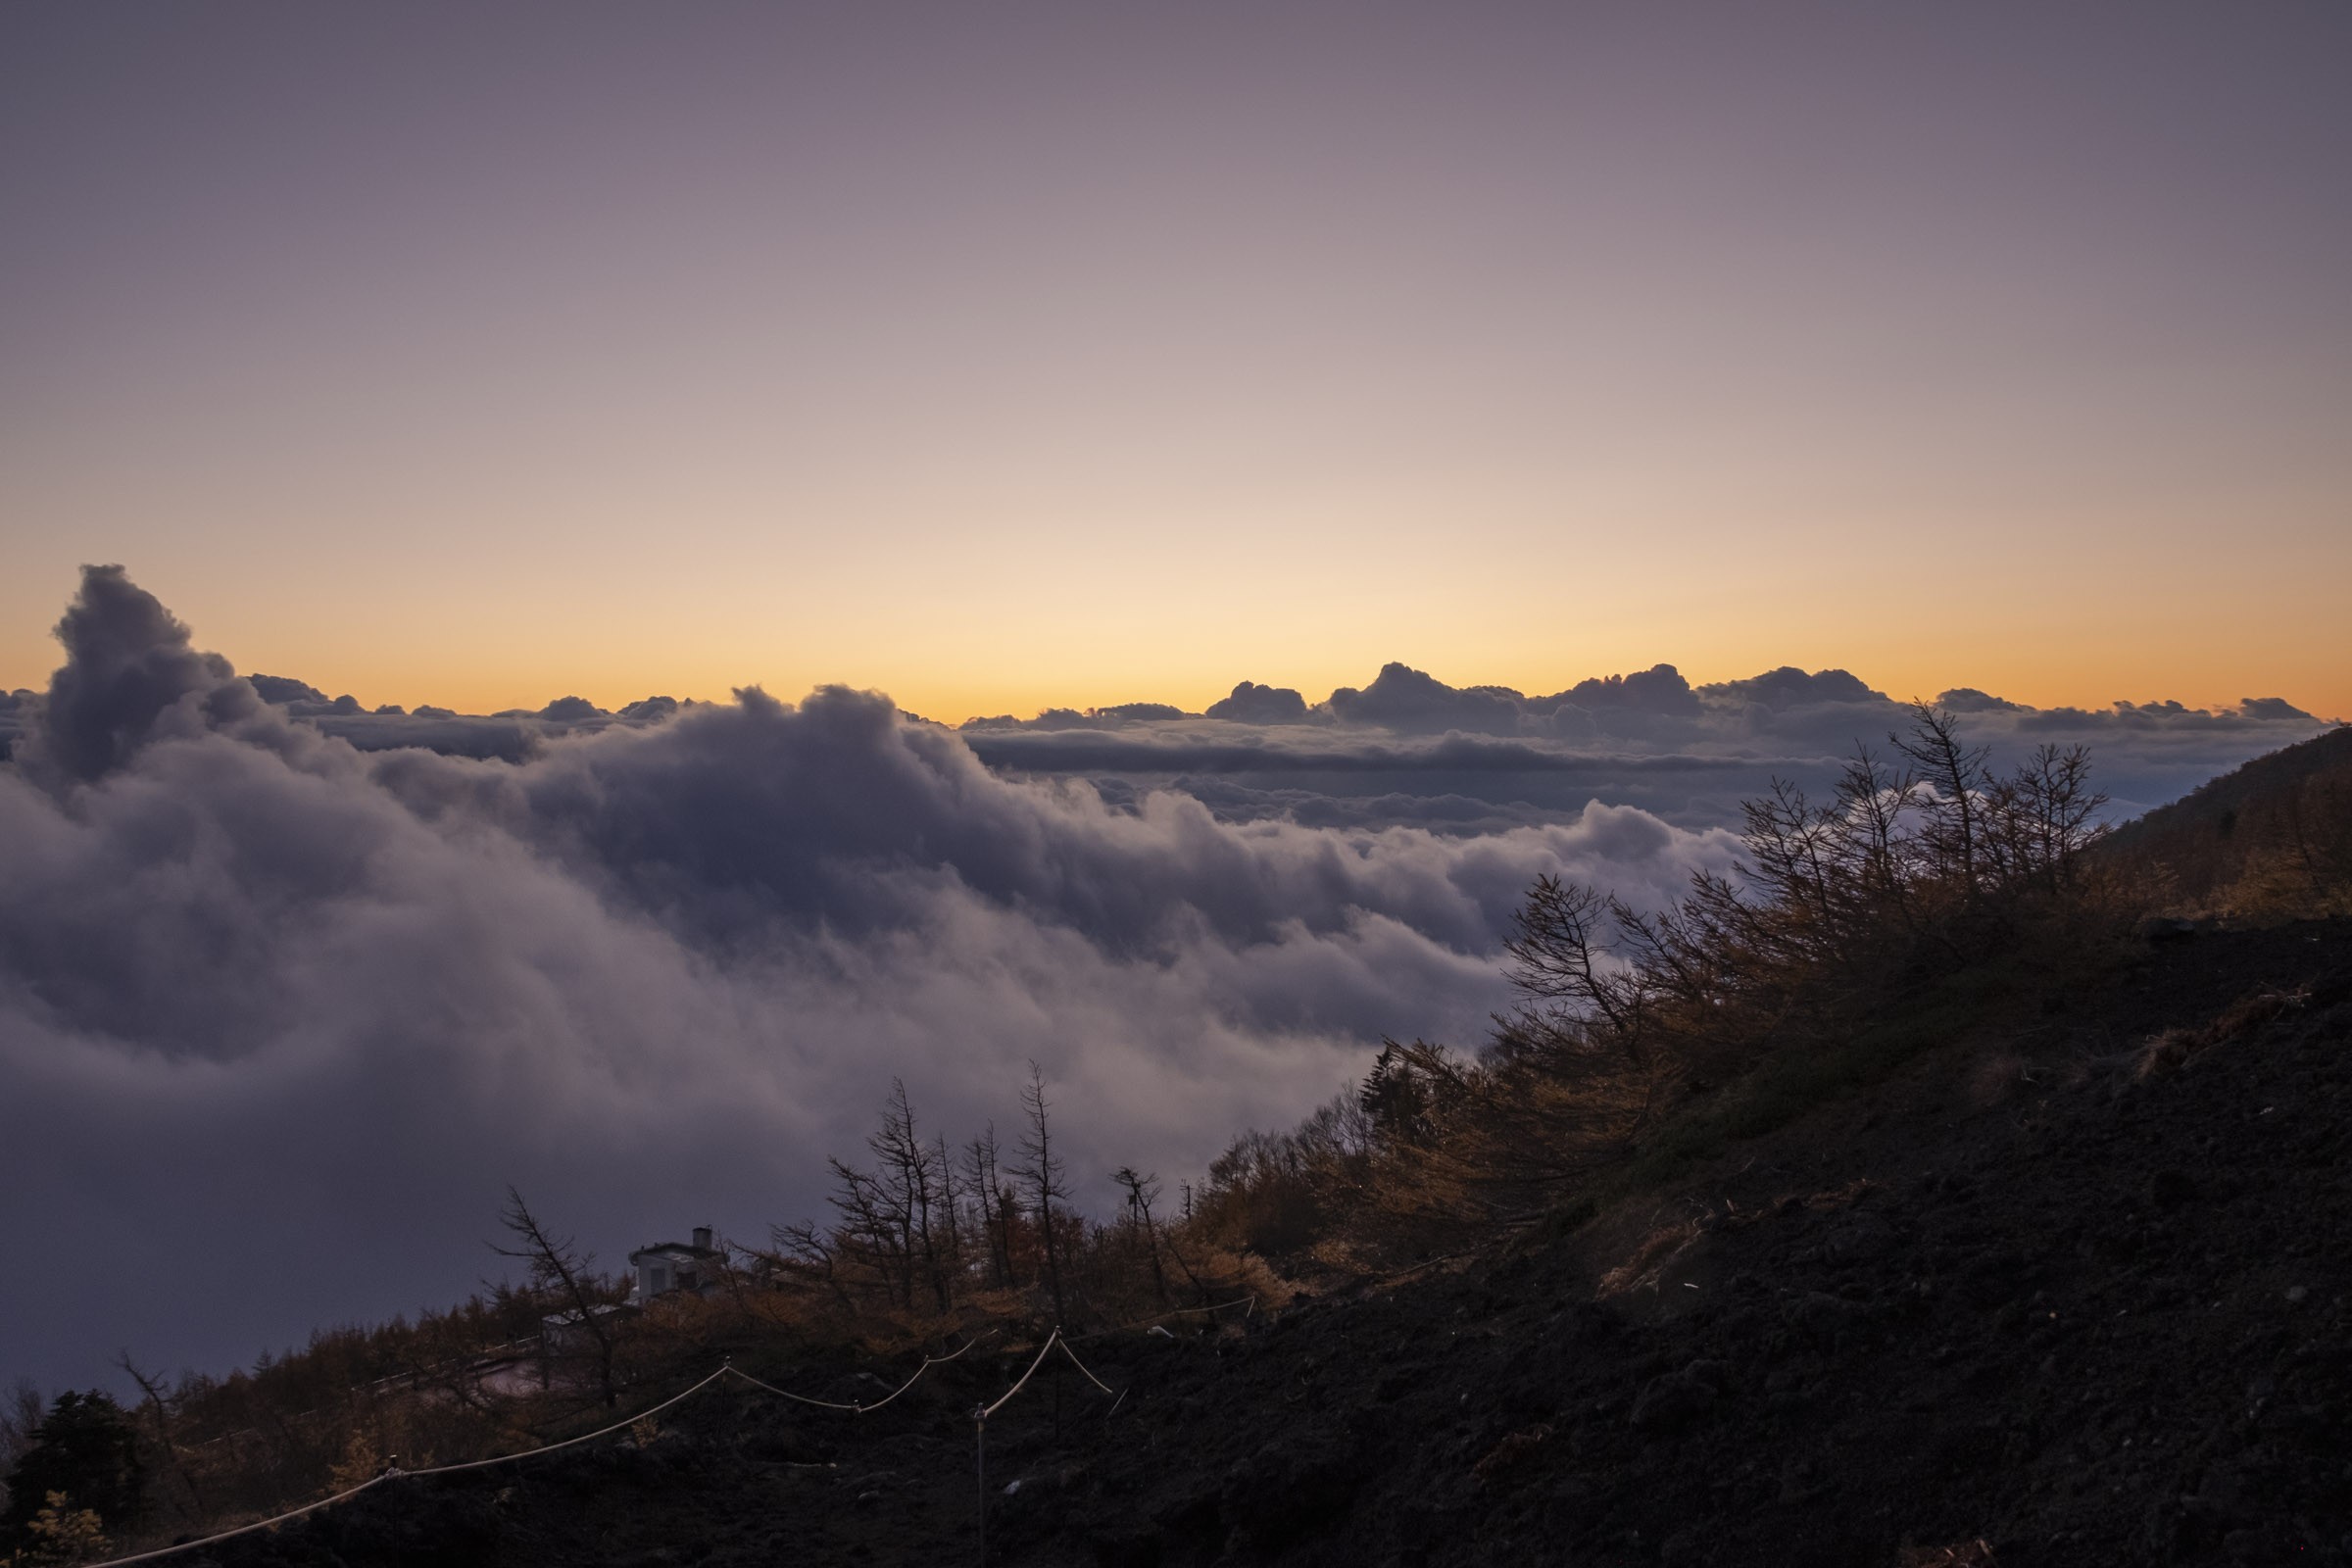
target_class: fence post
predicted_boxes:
[973,1407,988,1565]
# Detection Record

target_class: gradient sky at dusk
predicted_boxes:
[4,4,2347,720]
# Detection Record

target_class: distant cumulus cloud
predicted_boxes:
[29,564,270,782]
[1934,687,2024,713]
[206,651,2329,833]
[1697,665,1883,710]
[1327,662,1526,736]
[1531,662,1705,721]
[941,662,2328,827]
[0,569,1744,1391]
[1204,681,1312,725]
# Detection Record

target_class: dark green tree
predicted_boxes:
[0,1390,143,1547]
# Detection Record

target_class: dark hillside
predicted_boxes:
[188,919,2352,1567]
[2105,724,2352,916]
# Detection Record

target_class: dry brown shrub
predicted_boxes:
[2133,1026,2197,1081]
[1346,1045,1661,1258]
[2134,986,2307,1080]
[1597,1217,1702,1298]
[1965,1050,2030,1107]
[1178,1245,1296,1312]
[1802,1178,1879,1212]
[319,1419,435,1494]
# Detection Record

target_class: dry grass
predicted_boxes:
[2134,986,2307,1080]
[1800,1177,1879,1213]
[1965,1049,2031,1108]
[1596,1217,1703,1298]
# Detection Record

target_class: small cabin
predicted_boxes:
[629,1225,724,1301]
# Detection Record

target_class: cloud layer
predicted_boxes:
[2,570,1746,1389]
[949,661,2330,832]
[1,570,2328,1390]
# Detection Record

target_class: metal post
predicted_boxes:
[974,1410,987,1565]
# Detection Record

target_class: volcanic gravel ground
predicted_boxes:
[197,922,2352,1567]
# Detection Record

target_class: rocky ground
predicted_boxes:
[198,920,2352,1567]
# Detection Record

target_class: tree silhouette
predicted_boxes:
[1010,1062,1069,1323]
[494,1188,622,1407]
[1,1391,143,1550]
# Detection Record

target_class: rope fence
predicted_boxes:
[721,1334,982,1413]
[967,1329,1123,1561]
[1054,1335,1116,1397]
[1081,1293,1260,1342]
[79,1367,737,1567]
[73,1311,1197,1568]
[976,1334,1063,1423]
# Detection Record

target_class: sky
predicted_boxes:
[4,3,2349,721]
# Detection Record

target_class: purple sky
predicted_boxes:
[3,4,2347,717]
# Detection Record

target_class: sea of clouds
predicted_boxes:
[0,568,2328,1390]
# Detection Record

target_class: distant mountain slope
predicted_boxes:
[2108,724,2352,915]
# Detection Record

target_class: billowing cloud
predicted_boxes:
[1328,662,1526,735]
[1204,680,1313,725]
[0,571,1742,1390]
[1934,686,2025,714]
[3,571,2331,1390]
[1530,662,1705,722]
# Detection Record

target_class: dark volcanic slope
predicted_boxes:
[2108,724,2352,848]
[2100,723,2352,908]
[204,923,2352,1568]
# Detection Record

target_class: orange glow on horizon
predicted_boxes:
[4,7,2347,732]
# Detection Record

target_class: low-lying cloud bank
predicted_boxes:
[0,570,1747,1390]
[0,571,2328,1390]
[952,662,2332,829]
[7,650,2326,838]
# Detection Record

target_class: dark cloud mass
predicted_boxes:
[1531,662,1704,720]
[1204,680,1312,724]
[32,564,268,781]
[1697,665,1882,710]
[0,573,2329,1391]
[1328,662,1526,735]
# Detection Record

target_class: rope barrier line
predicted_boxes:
[74,1475,395,1568]
[970,1327,1126,1565]
[976,1332,1062,1421]
[1054,1337,1115,1397]
[82,1323,1123,1568]
[722,1337,977,1413]
[75,1368,738,1568]
[400,1366,735,1476]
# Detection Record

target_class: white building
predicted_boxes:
[629,1225,724,1301]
